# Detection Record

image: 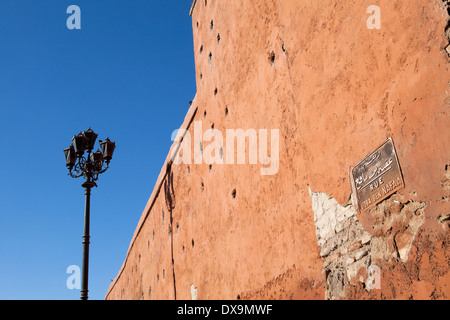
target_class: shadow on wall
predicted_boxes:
[164,163,177,299]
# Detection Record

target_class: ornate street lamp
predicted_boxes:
[64,128,116,300]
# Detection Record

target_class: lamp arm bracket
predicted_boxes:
[68,170,84,179]
[96,163,110,175]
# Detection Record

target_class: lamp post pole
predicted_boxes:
[64,129,116,300]
[81,180,94,300]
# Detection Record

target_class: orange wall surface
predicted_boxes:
[106,0,449,300]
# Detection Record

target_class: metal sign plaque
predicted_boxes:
[350,137,404,211]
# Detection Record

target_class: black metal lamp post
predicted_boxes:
[64,128,116,300]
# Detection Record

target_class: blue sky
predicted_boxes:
[0,0,196,299]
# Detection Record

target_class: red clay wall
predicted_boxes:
[106,0,449,300]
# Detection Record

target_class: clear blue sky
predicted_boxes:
[0,0,196,299]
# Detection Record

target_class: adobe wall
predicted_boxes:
[106,0,449,300]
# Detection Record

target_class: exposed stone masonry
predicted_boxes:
[310,188,373,299]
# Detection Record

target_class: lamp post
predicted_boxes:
[64,128,116,300]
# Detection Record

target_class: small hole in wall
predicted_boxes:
[205,0,207,7]
[237,295,241,300]
[225,106,229,117]
[211,123,214,130]
[163,269,165,279]
[217,33,221,45]
[208,52,212,64]
[209,164,212,172]
[269,51,276,66]
[200,73,203,80]
[192,239,195,248]
[231,189,237,198]
[187,165,190,176]
[200,44,203,54]
[204,110,207,118]
[214,88,218,96]
[201,180,204,192]
[182,245,185,252]
[197,21,199,28]
[210,20,214,33]
[282,42,286,54]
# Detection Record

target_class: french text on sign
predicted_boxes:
[351,138,404,211]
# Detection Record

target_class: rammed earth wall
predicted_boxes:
[106,0,449,300]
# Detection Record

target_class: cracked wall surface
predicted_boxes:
[106,0,449,300]
[309,189,434,299]
[443,0,450,56]
[309,188,373,299]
